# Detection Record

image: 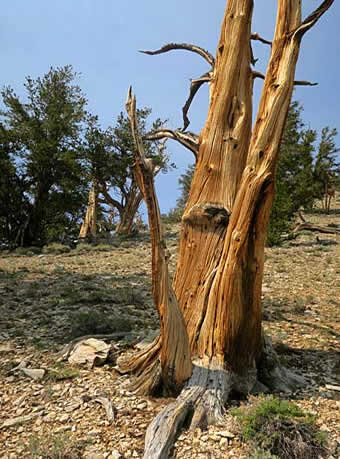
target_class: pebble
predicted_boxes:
[109,451,121,459]
[136,401,147,410]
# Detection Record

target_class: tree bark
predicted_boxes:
[79,181,98,239]
[118,1,334,457]
[115,183,143,235]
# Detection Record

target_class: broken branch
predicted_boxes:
[126,87,192,393]
[182,71,211,131]
[252,71,318,87]
[144,129,199,158]
[251,33,272,46]
[140,42,215,67]
[293,0,334,39]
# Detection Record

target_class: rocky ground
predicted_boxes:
[0,203,339,458]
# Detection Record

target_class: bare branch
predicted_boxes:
[293,0,334,39]
[251,33,272,46]
[252,71,265,80]
[294,80,318,87]
[182,71,211,131]
[144,129,199,158]
[253,72,318,87]
[99,183,123,213]
[140,43,215,67]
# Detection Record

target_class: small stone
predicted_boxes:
[201,435,209,442]
[17,426,24,433]
[220,438,228,446]
[59,414,70,423]
[110,450,121,459]
[218,430,235,439]
[136,401,147,410]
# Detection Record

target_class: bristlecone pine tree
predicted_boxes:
[119,1,334,458]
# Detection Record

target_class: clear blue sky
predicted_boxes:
[2,1,339,213]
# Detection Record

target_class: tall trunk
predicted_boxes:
[174,0,255,370]
[117,1,334,456]
[79,181,98,239]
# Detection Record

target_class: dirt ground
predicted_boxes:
[0,202,339,458]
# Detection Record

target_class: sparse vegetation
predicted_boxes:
[47,362,80,381]
[232,396,328,459]
[25,433,88,458]
[42,243,71,255]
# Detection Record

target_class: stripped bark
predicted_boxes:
[122,88,192,394]
[118,1,334,457]
[79,181,98,239]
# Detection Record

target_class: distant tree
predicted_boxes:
[0,66,88,246]
[267,101,316,245]
[313,127,340,212]
[80,109,172,237]
[0,125,29,247]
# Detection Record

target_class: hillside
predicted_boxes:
[0,203,339,458]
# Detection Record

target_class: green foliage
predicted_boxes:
[47,362,80,381]
[0,66,88,247]
[267,102,317,246]
[162,162,195,223]
[313,127,340,206]
[233,396,328,459]
[82,109,172,235]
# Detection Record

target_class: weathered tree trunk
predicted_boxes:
[115,184,143,235]
[118,1,334,457]
[122,90,192,395]
[79,181,98,239]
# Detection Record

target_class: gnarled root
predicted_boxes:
[118,335,163,395]
[142,340,305,459]
[256,335,306,393]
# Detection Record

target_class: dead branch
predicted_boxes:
[294,80,318,86]
[182,71,211,130]
[140,42,215,67]
[253,71,318,88]
[144,129,199,157]
[251,33,272,46]
[253,71,265,80]
[293,0,334,39]
[291,222,340,235]
[126,87,192,393]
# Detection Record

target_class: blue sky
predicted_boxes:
[2,1,339,213]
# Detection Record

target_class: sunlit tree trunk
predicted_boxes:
[79,181,98,239]
[118,1,334,457]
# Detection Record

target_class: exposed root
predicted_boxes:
[142,342,306,458]
[257,336,306,393]
[118,335,163,395]
[144,360,231,459]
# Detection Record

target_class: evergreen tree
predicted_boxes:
[267,101,316,245]
[313,127,340,212]
[81,109,172,236]
[0,66,88,246]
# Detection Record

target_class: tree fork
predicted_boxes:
[117,1,334,457]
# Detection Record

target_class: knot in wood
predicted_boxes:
[183,203,230,227]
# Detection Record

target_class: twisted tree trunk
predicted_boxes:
[118,1,334,457]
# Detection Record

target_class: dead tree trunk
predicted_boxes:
[79,181,98,240]
[115,183,143,235]
[118,1,334,457]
